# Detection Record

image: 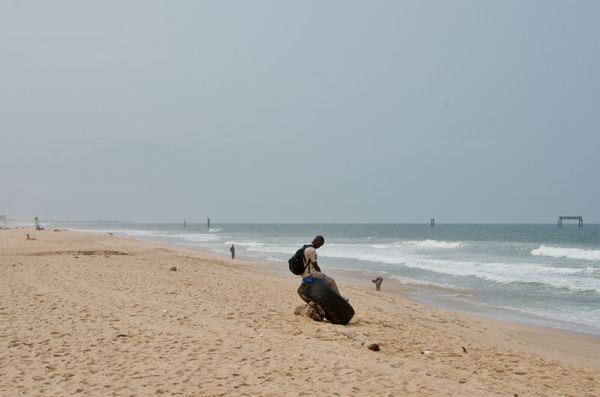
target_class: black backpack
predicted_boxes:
[288,244,310,275]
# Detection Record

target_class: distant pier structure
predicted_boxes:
[430,218,435,227]
[558,216,583,228]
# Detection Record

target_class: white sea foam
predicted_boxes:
[398,258,600,293]
[387,275,465,290]
[321,241,463,264]
[175,233,222,243]
[87,229,224,243]
[75,228,119,235]
[244,243,296,255]
[264,256,285,263]
[403,240,465,249]
[477,303,600,332]
[233,241,266,248]
[371,243,392,249]
[76,228,164,238]
[322,244,409,265]
[531,245,600,261]
[77,228,159,238]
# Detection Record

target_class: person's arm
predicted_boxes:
[312,261,321,272]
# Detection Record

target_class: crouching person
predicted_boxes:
[300,235,340,295]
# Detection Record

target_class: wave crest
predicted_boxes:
[531,245,600,261]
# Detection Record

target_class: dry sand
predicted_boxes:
[1,228,598,396]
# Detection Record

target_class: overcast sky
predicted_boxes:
[1,1,599,223]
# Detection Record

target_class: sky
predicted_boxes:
[1,1,599,223]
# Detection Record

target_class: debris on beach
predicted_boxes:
[367,343,380,351]
[294,302,324,322]
[170,266,177,271]
[336,329,381,351]
[462,346,468,353]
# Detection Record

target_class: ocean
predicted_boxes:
[54,221,600,336]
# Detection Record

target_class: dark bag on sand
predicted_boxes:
[289,245,310,275]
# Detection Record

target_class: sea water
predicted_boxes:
[57,221,600,336]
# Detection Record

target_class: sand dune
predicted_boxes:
[1,228,598,396]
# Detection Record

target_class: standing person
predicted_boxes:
[34,216,40,230]
[301,235,341,295]
[372,276,383,291]
[230,244,235,259]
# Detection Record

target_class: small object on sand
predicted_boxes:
[462,346,468,353]
[108,232,114,236]
[421,350,432,355]
[294,302,324,322]
[170,266,177,271]
[116,331,128,337]
[367,343,380,351]
[305,302,325,322]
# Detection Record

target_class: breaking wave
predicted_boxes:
[531,245,600,261]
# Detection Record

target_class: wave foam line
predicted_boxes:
[531,245,600,261]
[403,240,465,249]
[398,258,600,293]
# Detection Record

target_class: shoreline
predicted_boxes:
[2,227,599,396]
[81,227,600,339]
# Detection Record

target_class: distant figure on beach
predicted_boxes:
[230,244,235,259]
[300,235,341,295]
[26,233,36,241]
[34,216,40,230]
[372,276,383,291]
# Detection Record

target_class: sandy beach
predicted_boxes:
[1,228,598,396]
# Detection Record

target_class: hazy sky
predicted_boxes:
[1,1,599,223]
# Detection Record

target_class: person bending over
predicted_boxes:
[372,276,383,291]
